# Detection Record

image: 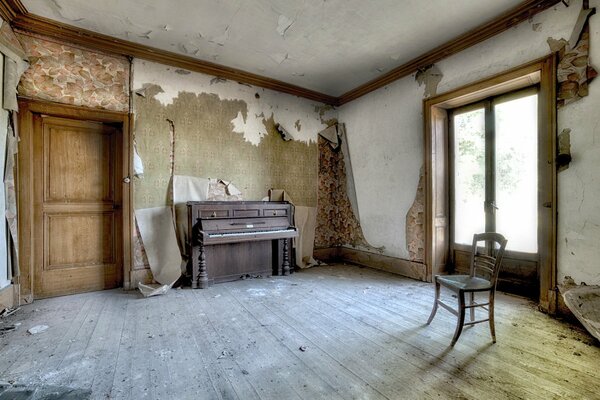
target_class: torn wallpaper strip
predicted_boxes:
[135,207,183,285]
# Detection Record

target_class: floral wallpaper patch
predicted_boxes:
[556,26,597,108]
[315,136,368,249]
[17,33,129,112]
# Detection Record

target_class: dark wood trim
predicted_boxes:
[17,98,133,298]
[313,246,427,282]
[337,0,561,105]
[337,247,427,282]
[0,0,25,23]
[538,54,558,314]
[10,13,338,105]
[4,0,560,106]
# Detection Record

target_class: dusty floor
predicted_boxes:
[0,264,598,399]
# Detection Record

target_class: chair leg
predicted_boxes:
[451,292,466,346]
[469,292,475,322]
[489,290,496,343]
[427,279,440,325]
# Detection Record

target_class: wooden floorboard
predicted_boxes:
[0,264,598,400]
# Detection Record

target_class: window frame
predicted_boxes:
[423,55,557,313]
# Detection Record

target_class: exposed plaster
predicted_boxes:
[48,0,85,22]
[558,128,573,171]
[276,15,295,36]
[415,64,443,98]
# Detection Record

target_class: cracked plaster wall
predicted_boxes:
[133,59,332,209]
[339,0,600,285]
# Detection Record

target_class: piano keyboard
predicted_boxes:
[207,228,296,238]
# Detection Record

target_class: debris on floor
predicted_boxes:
[0,326,16,334]
[27,325,48,335]
[299,346,307,352]
[138,282,172,298]
[0,307,19,318]
[560,276,600,342]
[0,383,91,399]
[240,274,262,280]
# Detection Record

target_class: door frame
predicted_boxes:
[17,98,133,301]
[423,55,557,313]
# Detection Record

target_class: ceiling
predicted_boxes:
[22,0,524,97]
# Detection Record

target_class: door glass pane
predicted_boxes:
[495,94,538,253]
[453,108,486,245]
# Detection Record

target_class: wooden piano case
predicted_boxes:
[187,201,297,288]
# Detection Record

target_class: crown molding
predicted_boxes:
[3,0,561,106]
[337,0,561,105]
[0,0,25,23]
[10,12,339,105]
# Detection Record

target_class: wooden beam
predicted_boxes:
[10,13,339,105]
[337,0,561,105]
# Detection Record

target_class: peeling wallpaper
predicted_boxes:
[0,21,25,58]
[315,136,368,249]
[134,60,327,146]
[17,33,129,111]
[133,60,327,209]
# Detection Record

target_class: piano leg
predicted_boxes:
[282,238,290,276]
[191,242,199,289]
[198,241,209,289]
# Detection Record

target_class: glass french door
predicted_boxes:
[450,88,539,295]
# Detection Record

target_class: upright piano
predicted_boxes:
[187,201,298,288]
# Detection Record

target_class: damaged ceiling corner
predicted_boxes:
[415,64,443,98]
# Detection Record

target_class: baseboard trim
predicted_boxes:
[314,247,427,282]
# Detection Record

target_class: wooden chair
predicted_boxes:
[427,232,508,346]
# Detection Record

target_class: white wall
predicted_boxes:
[0,53,9,290]
[339,1,600,285]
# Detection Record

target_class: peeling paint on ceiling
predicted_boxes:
[23,0,524,96]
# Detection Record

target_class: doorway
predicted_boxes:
[18,100,131,299]
[450,89,539,296]
[424,56,557,313]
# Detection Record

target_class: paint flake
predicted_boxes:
[276,15,295,36]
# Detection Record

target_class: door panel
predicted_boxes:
[45,213,115,268]
[34,115,122,298]
[45,121,114,202]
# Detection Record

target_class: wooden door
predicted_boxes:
[33,115,122,298]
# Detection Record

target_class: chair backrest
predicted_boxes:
[469,232,508,286]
